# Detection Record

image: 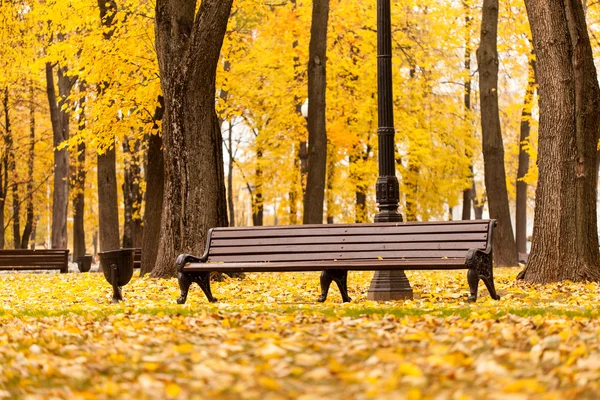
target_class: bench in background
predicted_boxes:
[0,249,69,274]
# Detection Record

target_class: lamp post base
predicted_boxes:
[367,270,413,301]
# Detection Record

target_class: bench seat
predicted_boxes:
[176,220,499,304]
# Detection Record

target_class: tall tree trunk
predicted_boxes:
[462,2,474,220]
[72,89,86,258]
[326,141,335,224]
[515,59,536,256]
[152,0,232,278]
[122,140,134,248]
[477,0,517,266]
[46,63,70,249]
[520,0,600,282]
[20,84,36,249]
[4,87,18,249]
[0,87,7,249]
[289,0,303,224]
[219,60,235,227]
[141,97,164,276]
[97,148,120,252]
[252,148,263,226]
[97,0,120,254]
[122,137,142,248]
[303,0,330,225]
[226,121,235,226]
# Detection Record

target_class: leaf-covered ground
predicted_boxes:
[0,268,599,399]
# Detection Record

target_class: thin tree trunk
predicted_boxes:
[0,87,7,249]
[219,60,235,227]
[520,0,600,282]
[252,148,263,226]
[72,85,86,258]
[140,96,164,276]
[405,160,419,221]
[29,216,38,249]
[515,59,536,256]
[4,87,18,249]
[20,84,36,249]
[477,0,517,266]
[152,0,232,278]
[122,137,142,248]
[72,140,86,257]
[289,0,303,224]
[462,2,474,220]
[46,64,70,249]
[227,132,236,228]
[303,0,330,225]
[97,0,120,254]
[326,141,335,224]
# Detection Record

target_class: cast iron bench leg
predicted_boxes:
[466,249,500,302]
[177,271,217,304]
[318,269,351,303]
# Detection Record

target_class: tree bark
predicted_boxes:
[151,0,232,278]
[72,88,86,258]
[46,63,70,250]
[515,59,536,256]
[520,0,600,282]
[122,137,142,248]
[326,141,335,224]
[20,83,36,249]
[226,121,236,226]
[96,0,120,254]
[303,0,330,225]
[141,96,164,276]
[462,2,474,220]
[405,160,419,222]
[477,0,518,266]
[252,148,263,226]
[0,87,7,249]
[4,87,18,249]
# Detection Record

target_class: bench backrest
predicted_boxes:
[0,249,69,267]
[205,220,494,264]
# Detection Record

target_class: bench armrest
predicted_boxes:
[176,254,206,273]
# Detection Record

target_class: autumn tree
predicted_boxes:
[303,0,330,225]
[477,0,517,266]
[151,0,231,277]
[519,0,600,282]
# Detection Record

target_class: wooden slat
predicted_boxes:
[209,241,486,256]
[0,259,66,266]
[0,265,65,270]
[0,251,68,255]
[210,232,488,247]
[212,220,489,232]
[184,258,467,273]
[207,249,469,263]
[210,222,489,239]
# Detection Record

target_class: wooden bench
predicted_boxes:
[175,220,499,304]
[0,249,70,273]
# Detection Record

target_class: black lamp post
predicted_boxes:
[367,0,413,301]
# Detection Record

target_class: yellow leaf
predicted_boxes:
[166,383,181,397]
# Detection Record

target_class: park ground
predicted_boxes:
[0,269,599,399]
